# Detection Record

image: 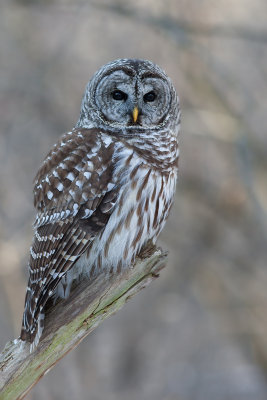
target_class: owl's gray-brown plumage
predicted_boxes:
[20,59,180,350]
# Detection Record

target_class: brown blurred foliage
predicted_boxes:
[0,1,267,399]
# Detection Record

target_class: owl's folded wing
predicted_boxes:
[21,128,119,344]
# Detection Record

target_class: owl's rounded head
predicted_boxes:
[77,59,179,134]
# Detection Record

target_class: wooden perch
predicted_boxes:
[0,245,167,400]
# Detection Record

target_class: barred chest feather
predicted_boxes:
[56,141,178,298]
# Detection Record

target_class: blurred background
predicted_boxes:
[1,1,267,399]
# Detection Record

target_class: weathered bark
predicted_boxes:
[0,245,167,400]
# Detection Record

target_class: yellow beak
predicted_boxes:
[132,106,139,123]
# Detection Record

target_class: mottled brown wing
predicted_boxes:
[21,128,119,343]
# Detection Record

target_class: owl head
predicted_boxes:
[77,59,180,136]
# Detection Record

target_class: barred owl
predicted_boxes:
[20,59,180,350]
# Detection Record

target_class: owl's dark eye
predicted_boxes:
[112,90,128,101]
[143,91,156,102]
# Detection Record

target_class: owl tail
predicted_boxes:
[20,308,45,353]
